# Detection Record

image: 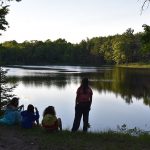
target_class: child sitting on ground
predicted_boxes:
[0,97,24,125]
[21,104,39,128]
[42,106,62,132]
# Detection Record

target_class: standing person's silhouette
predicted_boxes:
[72,77,93,132]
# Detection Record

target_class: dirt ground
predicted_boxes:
[0,125,40,150]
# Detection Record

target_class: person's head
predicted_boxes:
[27,104,34,113]
[81,77,89,88]
[81,77,89,93]
[10,97,19,107]
[43,106,56,117]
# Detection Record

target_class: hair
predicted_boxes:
[27,104,34,113]
[9,97,19,107]
[43,106,56,117]
[81,77,89,94]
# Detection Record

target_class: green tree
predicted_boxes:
[112,28,140,64]
[0,0,21,113]
[99,36,114,64]
[112,34,126,64]
[140,24,150,62]
[0,67,16,113]
[0,0,21,34]
[0,5,9,35]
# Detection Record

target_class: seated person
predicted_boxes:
[0,97,24,125]
[21,104,39,128]
[42,106,62,132]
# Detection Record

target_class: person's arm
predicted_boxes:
[75,88,80,105]
[75,94,79,105]
[18,105,24,111]
[89,95,92,106]
[89,88,93,107]
[34,107,40,125]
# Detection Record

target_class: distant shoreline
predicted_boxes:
[116,63,150,69]
[3,63,150,69]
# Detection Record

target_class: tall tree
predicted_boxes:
[112,28,140,64]
[0,0,21,113]
[0,67,16,113]
[140,24,150,61]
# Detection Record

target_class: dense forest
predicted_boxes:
[0,25,150,66]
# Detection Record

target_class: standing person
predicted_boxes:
[0,97,24,125]
[42,106,62,132]
[21,104,39,128]
[72,77,93,132]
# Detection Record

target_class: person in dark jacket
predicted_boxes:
[72,77,93,132]
[21,104,39,128]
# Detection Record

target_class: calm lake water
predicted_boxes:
[4,65,150,132]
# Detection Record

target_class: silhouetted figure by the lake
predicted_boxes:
[21,104,39,128]
[42,106,62,132]
[72,77,93,132]
[0,97,24,125]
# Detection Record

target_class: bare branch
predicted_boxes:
[140,0,150,14]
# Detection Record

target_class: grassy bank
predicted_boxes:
[1,125,150,150]
[28,129,150,150]
[116,63,150,69]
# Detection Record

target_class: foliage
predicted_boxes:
[112,28,141,64]
[117,124,145,136]
[140,24,150,62]
[0,0,21,35]
[0,67,16,112]
[0,25,149,65]
[0,24,149,66]
[0,5,9,35]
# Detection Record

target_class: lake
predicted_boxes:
[4,65,150,132]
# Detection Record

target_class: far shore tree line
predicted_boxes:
[0,25,150,66]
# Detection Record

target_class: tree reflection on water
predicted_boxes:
[7,66,150,106]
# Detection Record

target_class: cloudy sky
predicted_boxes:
[0,0,150,43]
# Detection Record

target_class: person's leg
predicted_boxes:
[83,109,89,132]
[57,118,62,131]
[72,106,82,132]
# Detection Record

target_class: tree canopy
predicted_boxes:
[0,25,149,66]
[0,0,21,35]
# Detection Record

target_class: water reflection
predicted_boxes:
[113,68,150,105]
[6,66,150,106]
[4,66,150,131]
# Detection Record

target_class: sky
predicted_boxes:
[0,0,150,44]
